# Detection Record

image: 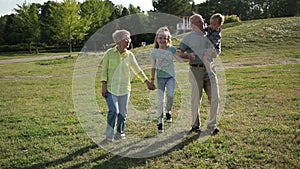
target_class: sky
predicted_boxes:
[0,0,205,16]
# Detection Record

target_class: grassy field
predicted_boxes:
[0,17,299,168]
[0,52,75,60]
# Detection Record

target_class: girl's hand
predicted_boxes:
[188,53,195,61]
[146,80,156,90]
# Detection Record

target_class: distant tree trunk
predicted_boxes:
[69,40,72,53]
[35,37,39,54]
[28,42,32,53]
[72,41,75,52]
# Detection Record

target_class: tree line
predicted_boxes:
[0,0,141,52]
[0,0,299,53]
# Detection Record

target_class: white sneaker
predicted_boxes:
[157,123,164,133]
[166,112,172,123]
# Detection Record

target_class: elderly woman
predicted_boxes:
[101,29,155,142]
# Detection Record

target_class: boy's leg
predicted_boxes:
[202,55,216,80]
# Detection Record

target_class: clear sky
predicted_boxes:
[0,0,205,16]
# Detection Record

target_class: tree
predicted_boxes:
[14,2,41,53]
[50,0,91,52]
[1,14,19,45]
[0,16,6,44]
[109,4,124,21]
[40,1,58,46]
[128,4,141,14]
[121,7,130,17]
[196,0,300,21]
[153,0,192,16]
[268,0,300,17]
[80,0,112,38]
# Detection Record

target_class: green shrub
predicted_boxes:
[225,15,241,23]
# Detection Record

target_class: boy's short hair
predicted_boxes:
[112,29,130,43]
[211,13,225,26]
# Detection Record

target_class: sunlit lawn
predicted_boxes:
[0,17,299,168]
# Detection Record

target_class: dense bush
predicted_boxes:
[225,15,241,23]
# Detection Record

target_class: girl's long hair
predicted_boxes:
[154,26,172,48]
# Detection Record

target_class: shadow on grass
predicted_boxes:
[21,132,200,169]
[20,144,101,169]
[90,132,201,169]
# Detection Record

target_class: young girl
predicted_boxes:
[150,27,193,133]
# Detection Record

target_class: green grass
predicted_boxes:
[0,52,76,60]
[0,17,300,168]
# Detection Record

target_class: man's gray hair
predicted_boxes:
[190,14,204,23]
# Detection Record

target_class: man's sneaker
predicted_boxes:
[166,112,172,123]
[189,126,201,134]
[157,123,164,133]
[210,127,219,136]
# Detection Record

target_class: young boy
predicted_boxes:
[202,13,225,80]
[201,13,224,135]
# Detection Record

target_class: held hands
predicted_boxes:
[188,53,196,61]
[146,80,156,90]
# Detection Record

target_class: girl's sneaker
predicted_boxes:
[157,123,164,133]
[166,112,172,123]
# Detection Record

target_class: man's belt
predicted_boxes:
[190,64,205,67]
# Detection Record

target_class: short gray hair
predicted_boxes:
[190,14,204,23]
[112,29,130,43]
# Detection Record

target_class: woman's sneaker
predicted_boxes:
[166,112,172,123]
[157,123,164,133]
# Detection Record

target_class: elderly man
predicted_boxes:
[179,14,220,135]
